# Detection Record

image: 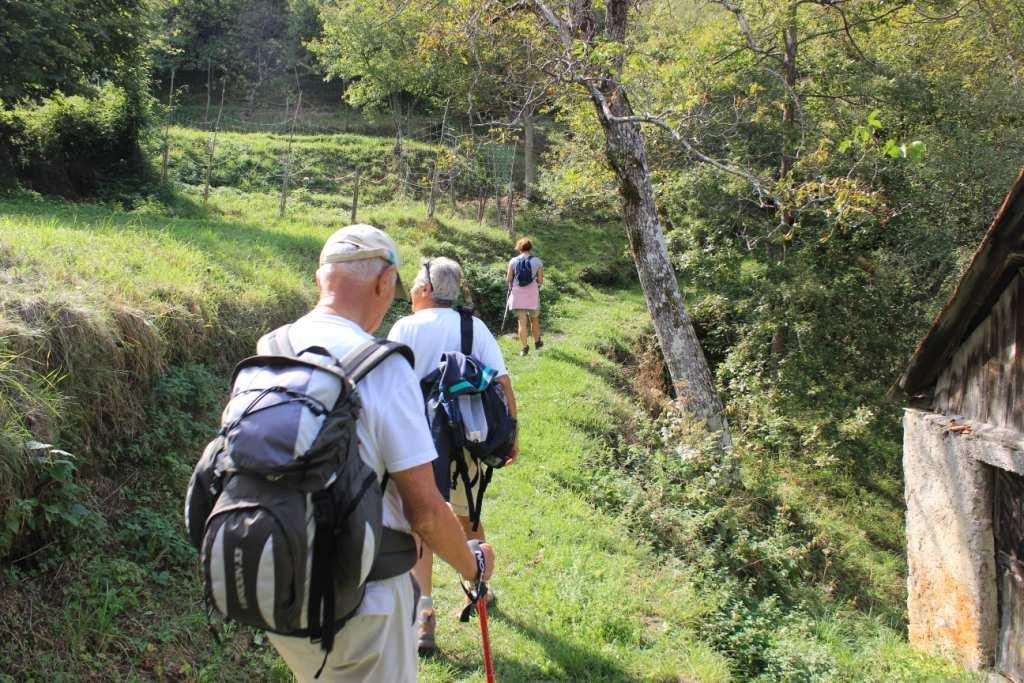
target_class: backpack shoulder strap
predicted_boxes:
[339,339,415,384]
[458,306,474,356]
[256,324,296,356]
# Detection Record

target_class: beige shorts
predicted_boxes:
[513,308,540,319]
[449,452,481,519]
[268,573,418,683]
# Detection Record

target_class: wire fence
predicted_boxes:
[159,90,530,231]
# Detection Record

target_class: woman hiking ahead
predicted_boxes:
[506,237,544,356]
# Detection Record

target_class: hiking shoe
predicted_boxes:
[520,347,529,356]
[417,608,437,654]
[534,339,544,350]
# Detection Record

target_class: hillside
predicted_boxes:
[1,121,970,681]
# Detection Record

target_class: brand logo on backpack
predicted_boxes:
[233,548,248,610]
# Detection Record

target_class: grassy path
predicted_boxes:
[419,291,729,683]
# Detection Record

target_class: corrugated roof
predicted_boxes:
[899,168,1024,396]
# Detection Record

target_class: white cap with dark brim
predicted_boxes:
[320,223,409,300]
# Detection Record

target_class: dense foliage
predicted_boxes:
[0,0,153,194]
[0,0,151,103]
[536,1,1023,467]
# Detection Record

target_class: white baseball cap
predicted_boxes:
[320,224,408,299]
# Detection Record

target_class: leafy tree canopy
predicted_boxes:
[0,0,151,103]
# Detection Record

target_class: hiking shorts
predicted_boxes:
[513,308,540,320]
[433,448,482,519]
[268,573,419,683]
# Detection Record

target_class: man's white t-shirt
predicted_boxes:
[286,311,437,533]
[387,307,509,381]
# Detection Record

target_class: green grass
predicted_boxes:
[168,100,440,137]
[419,291,731,682]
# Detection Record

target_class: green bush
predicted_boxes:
[2,83,151,198]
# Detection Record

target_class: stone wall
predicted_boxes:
[903,408,998,669]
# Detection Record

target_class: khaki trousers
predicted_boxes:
[268,573,418,683]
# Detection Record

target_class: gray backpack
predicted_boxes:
[184,326,416,672]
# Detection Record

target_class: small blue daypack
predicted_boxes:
[513,255,536,287]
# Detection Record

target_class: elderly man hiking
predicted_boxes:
[387,256,518,654]
[507,238,544,356]
[186,225,494,683]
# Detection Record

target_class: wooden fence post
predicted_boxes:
[278,91,302,218]
[161,67,176,184]
[477,191,488,225]
[427,162,440,217]
[350,169,360,224]
[202,75,226,206]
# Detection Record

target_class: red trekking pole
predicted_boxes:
[460,541,497,682]
[459,581,496,682]
[476,584,496,683]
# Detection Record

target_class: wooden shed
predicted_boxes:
[899,169,1024,679]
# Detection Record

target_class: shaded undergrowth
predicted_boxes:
[553,330,967,681]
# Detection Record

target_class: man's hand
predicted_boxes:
[465,541,496,582]
[505,438,520,465]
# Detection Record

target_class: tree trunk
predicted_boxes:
[523,112,536,201]
[574,0,731,447]
[592,87,730,446]
[204,59,212,127]
[780,1,798,185]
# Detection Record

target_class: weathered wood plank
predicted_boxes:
[995,468,1024,681]
[935,273,1024,435]
[901,168,1024,395]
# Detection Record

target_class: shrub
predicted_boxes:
[2,83,151,198]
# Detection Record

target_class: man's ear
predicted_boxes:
[376,265,397,295]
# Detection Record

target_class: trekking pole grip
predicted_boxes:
[468,539,486,588]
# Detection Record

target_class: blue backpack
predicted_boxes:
[513,255,535,287]
[420,307,517,529]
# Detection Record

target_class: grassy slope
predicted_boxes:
[163,126,439,201]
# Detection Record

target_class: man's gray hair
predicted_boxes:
[414,256,462,305]
[317,254,393,284]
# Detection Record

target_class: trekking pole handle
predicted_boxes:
[468,539,486,587]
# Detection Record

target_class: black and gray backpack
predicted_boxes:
[184,325,416,674]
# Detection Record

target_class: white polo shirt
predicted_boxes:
[386,307,509,380]
[286,311,437,533]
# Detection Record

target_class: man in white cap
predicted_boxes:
[266,226,495,682]
[387,256,517,654]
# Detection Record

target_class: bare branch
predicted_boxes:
[582,82,782,209]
